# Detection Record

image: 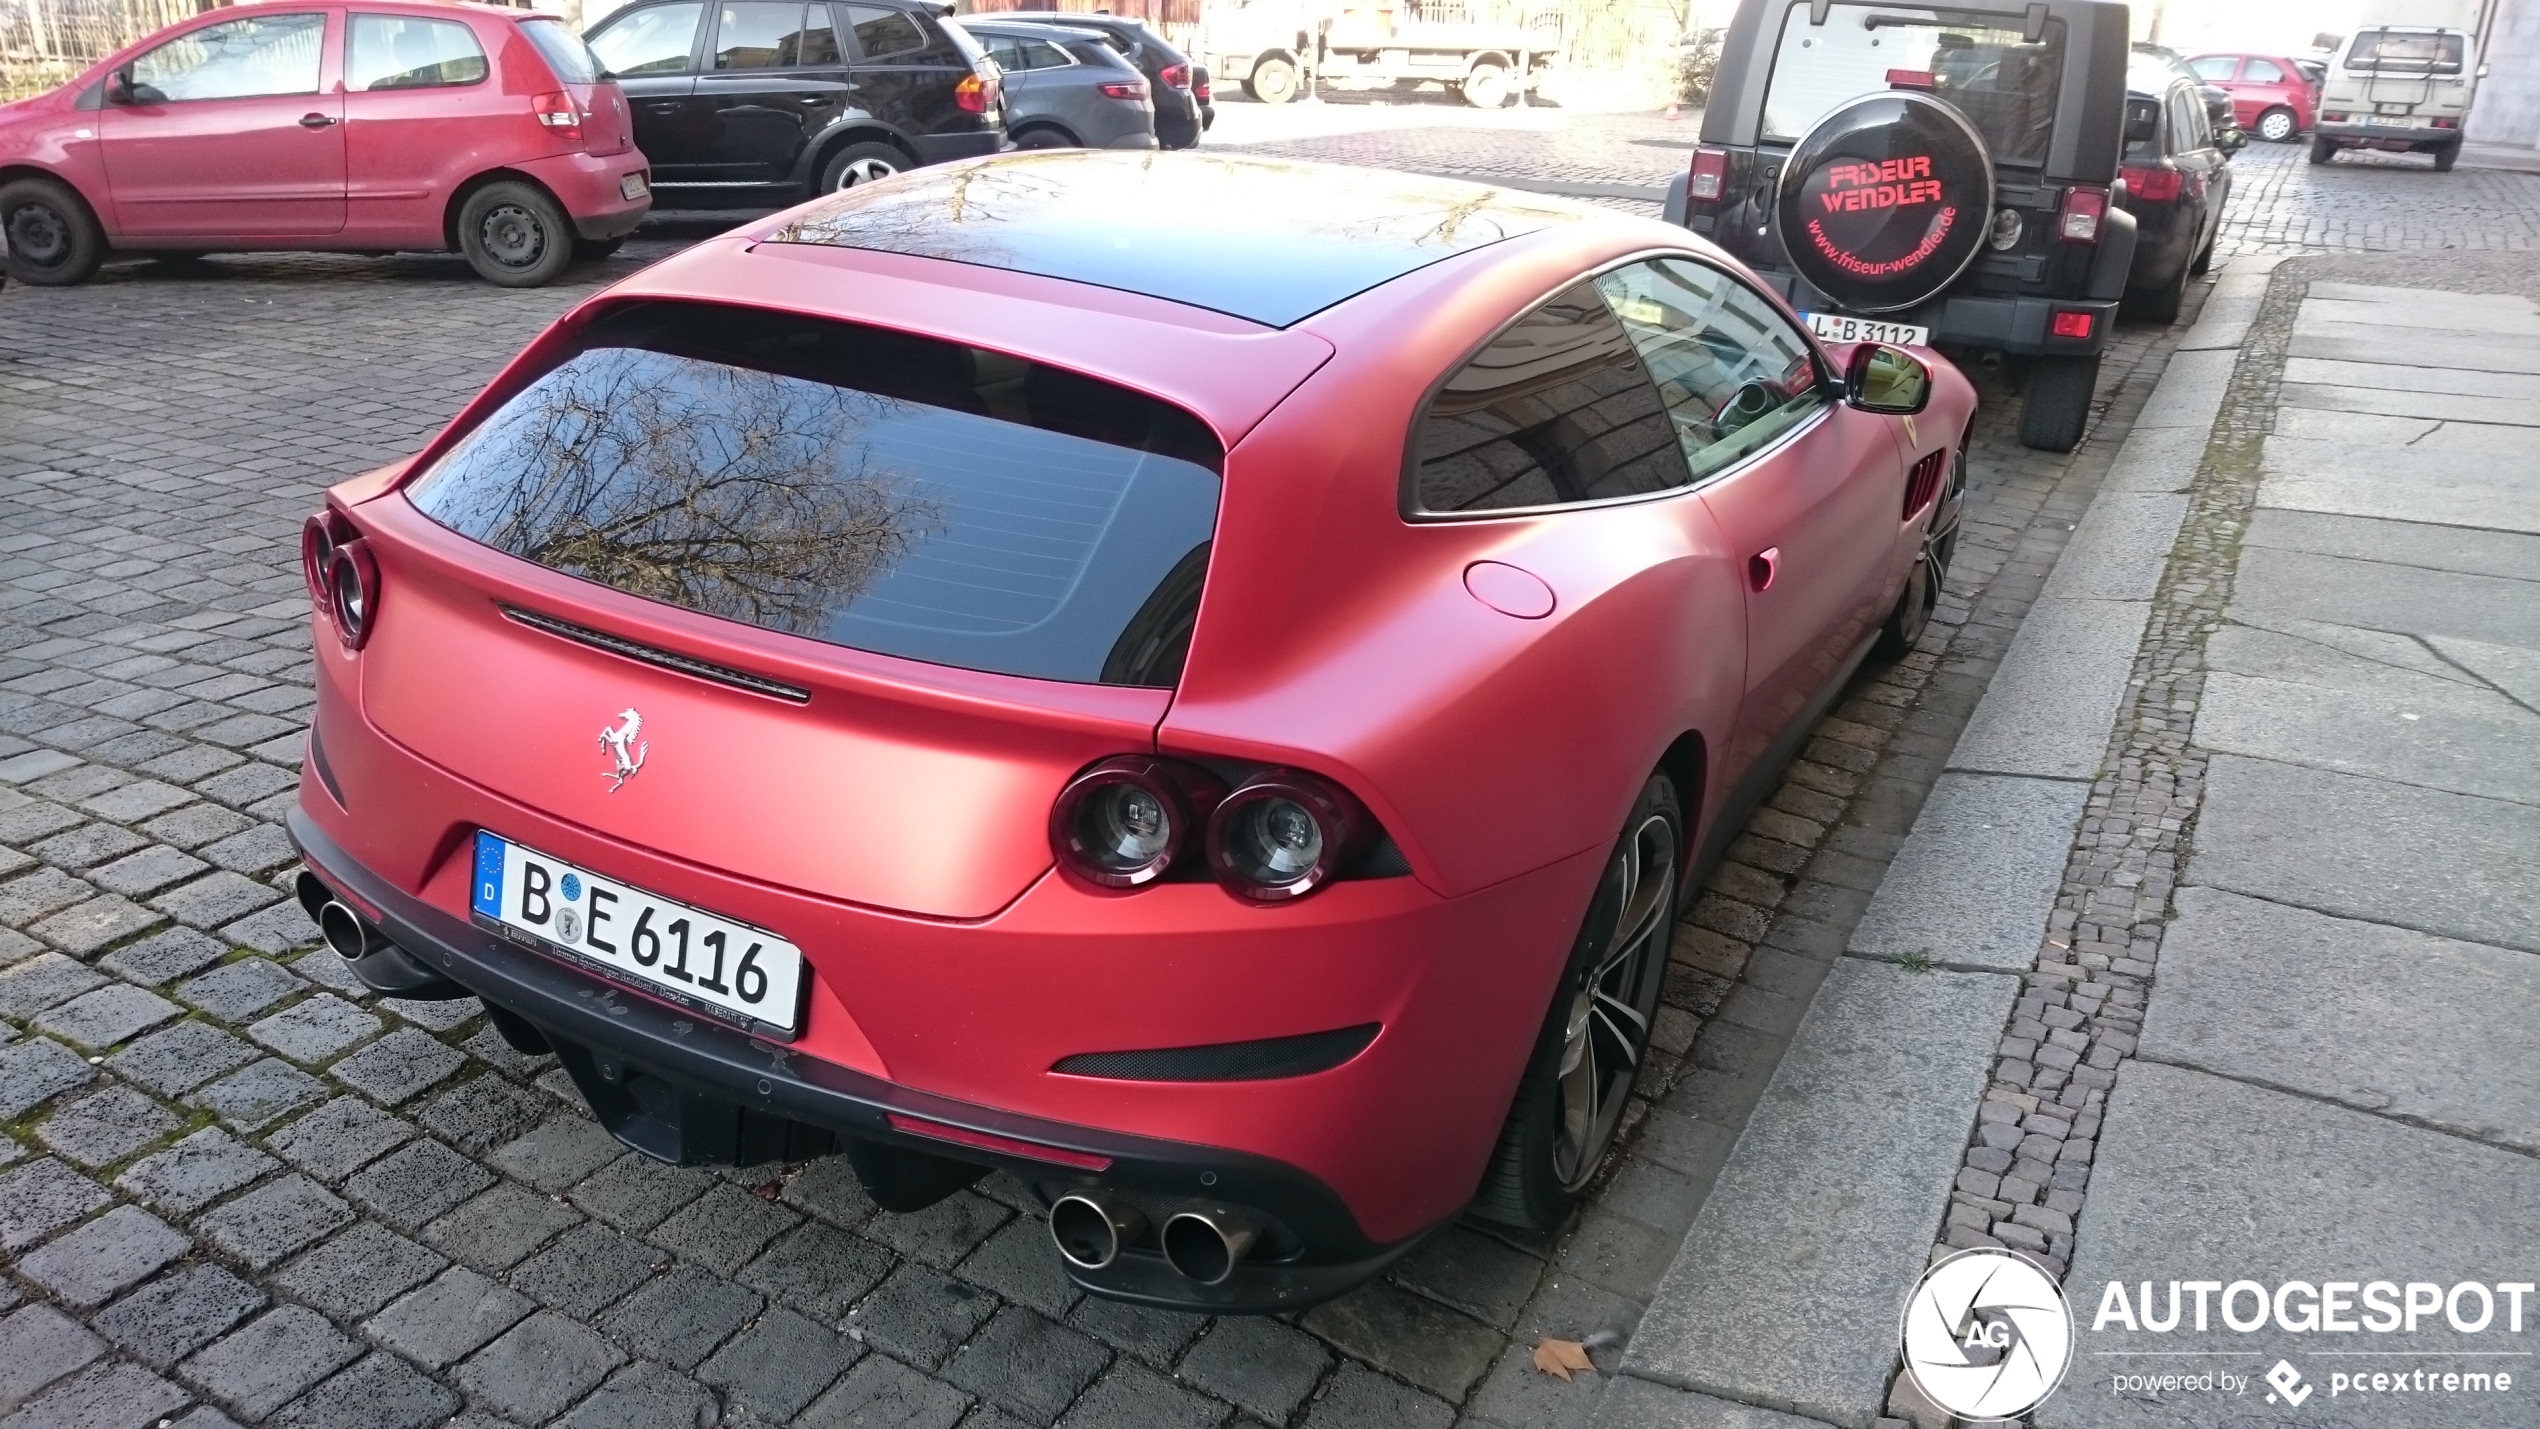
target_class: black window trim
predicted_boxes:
[1399,247,1838,523]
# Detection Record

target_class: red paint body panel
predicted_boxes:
[2186,53,2318,132]
[300,168,1978,1251]
[0,0,647,254]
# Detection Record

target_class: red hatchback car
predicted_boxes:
[287,152,1974,1310]
[2187,52,2317,142]
[0,0,648,288]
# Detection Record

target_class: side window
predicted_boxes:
[348,15,487,91]
[589,2,703,76]
[2169,89,2204,151]
[128,13,325,102]
[2189,54,2239,81]
[1020,38,1072,68]
[2243,58,2285,83]
[1594,258,1828,485]
[1412,283,1690,514]
[980,35,1025,69]
[842,4,928,59]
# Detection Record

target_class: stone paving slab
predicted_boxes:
[2191,751,2540,955]
[1620,960,2016,1428]
[2141,886,2540,1153]
[2230,547,2540,653]
[2296,294,2540,334]
[2041,1061,2540,1429]
[2195,667,2540,805]
[1847,774,2089,974]
[1592,1377,1841,1429]
[2243,510,2540,586]
[2281,381,2540,427]
[2281,356,2540,401]
[2256,441,2540,535]
[2124,349,2234,431]
[2290,328,2540,372]
[1946,599,2153,781]
[2098,428,2205,495]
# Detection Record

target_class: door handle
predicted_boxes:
[298,112,336,128]
[644,100,683,112]
[1747,548,1779,593]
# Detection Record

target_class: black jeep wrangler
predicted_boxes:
[1666,0,2138,451]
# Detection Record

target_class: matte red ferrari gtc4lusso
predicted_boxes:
[288,150,1974,1312]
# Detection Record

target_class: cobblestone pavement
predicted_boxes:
[2218,137,2540,254]
[0,119,2511,1429]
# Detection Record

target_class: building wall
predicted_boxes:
[2469,0,2540,143]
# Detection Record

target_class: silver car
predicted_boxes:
[957,19,1158,151]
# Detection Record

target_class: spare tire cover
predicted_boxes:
[1777,91,1995,314]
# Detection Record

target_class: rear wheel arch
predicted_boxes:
[441,168,564,252]
[1008,121,1081,149]
[808,127,916,186]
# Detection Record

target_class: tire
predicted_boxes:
[2124,259,2187,325]
[572,236,625,263]
[0,177,105,287]
[1011,125,1078,150]
[1470,773,1682,1233]
[1462,60,1511,109]
[456,181,574,288]
[1875,440,1966,660]
[1249,56,1298,105]
[2018,354,2098,453]
[2255,106,2298,143]
[817,141,907,194]
[2310,133,2336,165]
[2189,228,2215,276]
[2432,140,2460,172]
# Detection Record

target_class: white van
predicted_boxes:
[2312,10,2485,170]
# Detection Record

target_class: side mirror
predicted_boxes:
[1844,344,1930,415]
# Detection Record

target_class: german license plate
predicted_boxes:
[620,172,649,200]
[469,831,803,1035]
[1805,312,1931,346]
[2361,114,2412,126]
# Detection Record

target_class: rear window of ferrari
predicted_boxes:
[405,300,1222,687]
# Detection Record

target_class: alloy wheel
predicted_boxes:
[6,201,70,268]
[477,204,547,270]
[835,158,899,191]
[1550,806,1677,1188]
[2258,108,2297,142]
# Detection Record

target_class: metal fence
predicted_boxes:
[1,0,211,99]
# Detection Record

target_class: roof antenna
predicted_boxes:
[2022,3,2046,42]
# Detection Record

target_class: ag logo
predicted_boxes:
[1901,1249,2074,1419]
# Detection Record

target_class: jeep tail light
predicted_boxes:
[1688,145,1730,203]
[325,539,380,650]
[1099,78,1149,101]
[532,90,583,141]
[301,510,354,607]
[1210,769,1373,903]
[1885,68,1935,89]
[2121,164,2183,201]
[2058,184,2108,242]
[955,71,998,114]
[1161,61,1191,89]
[2433,116,2457,128]
[2051,310,2095,341]
[1051,757,1224,891]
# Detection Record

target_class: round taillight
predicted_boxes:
[325,539,378,650]
[1051,757,1223,891]
[1208,769,1371,903]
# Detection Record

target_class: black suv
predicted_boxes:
[1667,0,2138,451]
[587,0,1006,206]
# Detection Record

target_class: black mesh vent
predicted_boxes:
[1052,1024,1381,1083]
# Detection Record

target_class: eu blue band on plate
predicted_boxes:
[472,831,504,919]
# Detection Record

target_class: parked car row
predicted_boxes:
[0,0,1207,287]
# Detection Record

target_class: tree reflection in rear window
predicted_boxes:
[1764,3,2065,166]
[406,300,1222,687]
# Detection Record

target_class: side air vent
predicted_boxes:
[1053,1024,1381,1083]
[1903,448,1949,519]
[501,606,810,704]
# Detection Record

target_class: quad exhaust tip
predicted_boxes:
[1049,1193,1146,1272]
[1161,1207,1259,1286]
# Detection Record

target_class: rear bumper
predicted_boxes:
[516,150,651,239]
[908,129,1006,165]
[1745,266,2117,357]
[2317,121,2456,145]
[289,808,1432,1312]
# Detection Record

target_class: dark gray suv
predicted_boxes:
[959,18,1158,150]
[587,0,1005,207]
